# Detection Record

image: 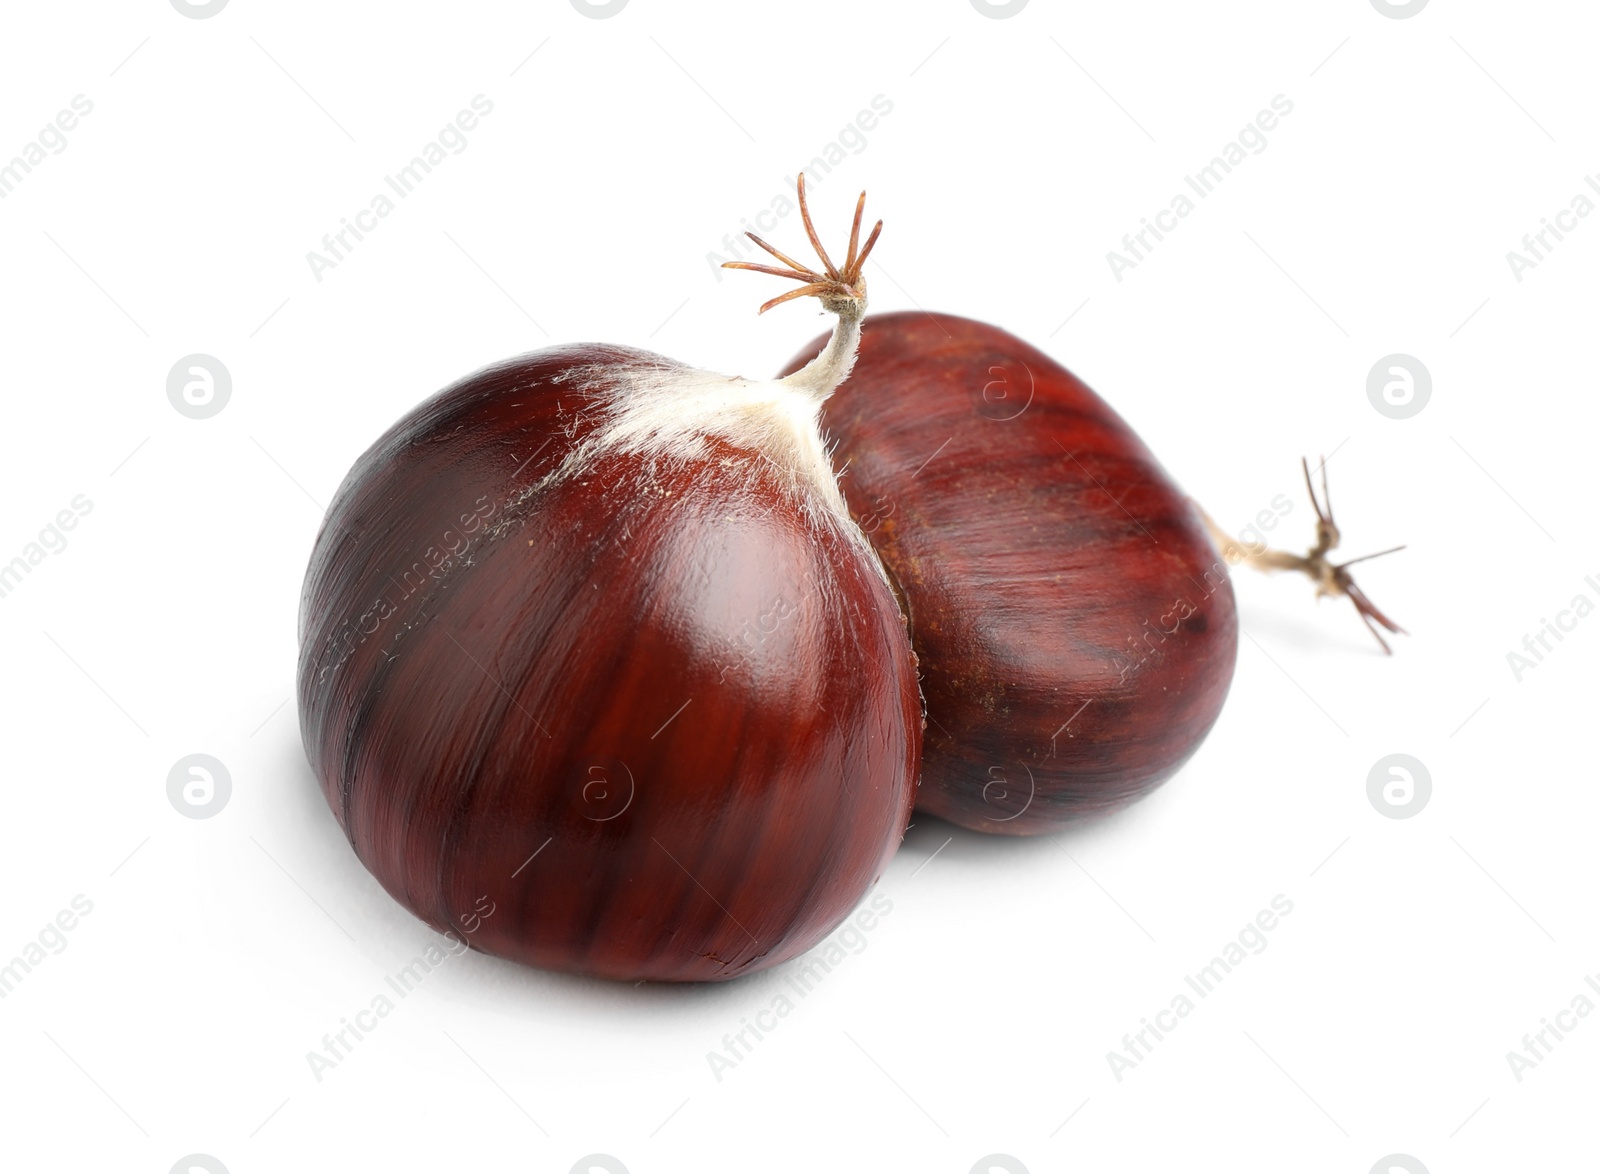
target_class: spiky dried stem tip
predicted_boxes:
[722,173,882,316]
[1194,457,1408,655]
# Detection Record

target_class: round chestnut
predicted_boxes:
[781,312,1240,833]
[298,185,918,981]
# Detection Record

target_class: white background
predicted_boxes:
[0,1,1594,1171]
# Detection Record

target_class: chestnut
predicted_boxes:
[780,313,1240,833]
[297,184,919,982]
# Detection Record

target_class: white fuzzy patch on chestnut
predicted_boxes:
[547,308,866,541]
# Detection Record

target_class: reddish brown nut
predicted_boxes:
[783,312,1239,833]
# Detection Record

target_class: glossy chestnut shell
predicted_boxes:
[784,312,1238,833]
[298,347,920,980]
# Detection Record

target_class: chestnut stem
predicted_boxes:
[781,296,863,404]
[1195,457,1407,654]
[723,172,882,403]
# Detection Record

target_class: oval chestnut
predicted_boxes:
[298,188,919,981]
[782,312,1239,833]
